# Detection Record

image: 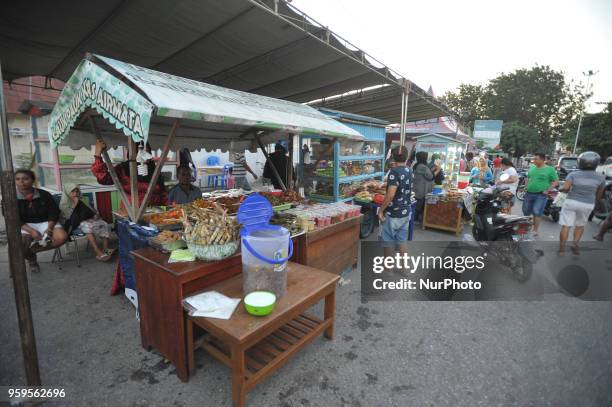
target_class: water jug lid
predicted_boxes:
[237,193,273,234]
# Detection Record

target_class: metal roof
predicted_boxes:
[309,85,452,123]
[1,0,454,123]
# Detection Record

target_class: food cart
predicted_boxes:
[47,54,364,381]
[415,133,468,186]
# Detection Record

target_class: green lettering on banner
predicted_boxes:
[48,59,153,147]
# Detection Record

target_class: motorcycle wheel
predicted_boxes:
[472,224,485,241]
[516,187,526,201]
[360,207,374,238]
[499,235,533,283]
[513,258,533,283]
[551,210,560,223]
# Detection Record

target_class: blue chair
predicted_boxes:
[206,156,220,166]
[216,163,233,188]
[206,156,221,187]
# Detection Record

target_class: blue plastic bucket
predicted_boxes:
[238,194,293,298]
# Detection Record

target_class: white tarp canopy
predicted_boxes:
[48,54,362,152]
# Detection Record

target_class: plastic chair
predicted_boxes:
[206,156,220,166]
[52,228,88,268]
[216,163,233,188]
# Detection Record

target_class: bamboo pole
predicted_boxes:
[128,138,139,219]
[89,118,135,220]
[0,62,41,386]
[135,120,180,221]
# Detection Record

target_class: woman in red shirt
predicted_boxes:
[92,140,167,209]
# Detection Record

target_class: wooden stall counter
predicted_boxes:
[132,248,242,382]
[292,215,361,275]
[422,196,464,236]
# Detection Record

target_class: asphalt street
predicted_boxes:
[1,209,612,406]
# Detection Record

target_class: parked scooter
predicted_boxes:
[543,188,561,223]
[469,174,539,282]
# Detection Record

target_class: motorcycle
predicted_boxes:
[589,181,612,221]
[515,169,528,201]
[469,174,539,282]
[543,188,561,223]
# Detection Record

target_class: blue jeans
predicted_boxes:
[522,192,548,217]
[379,215,410,247]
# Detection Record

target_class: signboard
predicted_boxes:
[48,60,154,148]
[473,120,503,150]
[416,142,447,153]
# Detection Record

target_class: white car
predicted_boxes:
[596,157,612,180]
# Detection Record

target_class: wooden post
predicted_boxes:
[0,63,41,386]
[89,118,135,220]
[128,138,139,218]
[254,132,286,191]
[135,120,180,221]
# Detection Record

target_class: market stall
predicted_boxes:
[298,108,386,238]
[415,133,468,187]
[47,54,365,378]
[422,189,467,236]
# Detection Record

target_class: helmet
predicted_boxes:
[577,151,600,170]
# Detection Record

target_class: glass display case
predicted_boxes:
[299,135,385,202]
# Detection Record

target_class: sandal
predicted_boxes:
[570,245,580,255]
[593,235,603,242]
[96,253,112,262]
[27,261,40,273]
[105,248,117,257]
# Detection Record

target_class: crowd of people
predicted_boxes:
[14,139,611,272]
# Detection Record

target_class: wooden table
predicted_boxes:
[132,248,242,381]
[422,199,463,236]
[292,215,361,275]
[186,262,339,407]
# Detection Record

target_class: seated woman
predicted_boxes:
[16,169,68,272]
[60,184,115,262]
[92,140,167,209]
[167,165,202,205]
[469,157,494,186]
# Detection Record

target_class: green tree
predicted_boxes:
[500,121,541,158]
[439,84,487,131]
[442,65,586,153]
[561,103,612,157]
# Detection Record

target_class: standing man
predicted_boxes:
[378,146,413,257]
[493,154,502,180]
[264,143,293,190]
[232,151,257,190]
[522,152,559,236]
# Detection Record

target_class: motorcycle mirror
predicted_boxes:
[499,173,510,182]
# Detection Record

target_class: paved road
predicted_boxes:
[1,211,611,406]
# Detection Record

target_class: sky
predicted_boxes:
[291,0,612,113]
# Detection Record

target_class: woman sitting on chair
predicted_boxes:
[16,169,68,273]
[59,183,115,262]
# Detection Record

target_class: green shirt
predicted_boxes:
[526,165,558,193]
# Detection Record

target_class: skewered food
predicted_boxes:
[182,206,239,246]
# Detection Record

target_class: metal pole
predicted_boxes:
[573,70,597,155]
[399,90,406,149]
[402,90,409,148]
[0,62,42,385]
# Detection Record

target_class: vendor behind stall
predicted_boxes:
[92,140,167,206]
[168,165,203,205]
[264,143,294,190]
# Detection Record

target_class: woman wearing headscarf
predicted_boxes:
[469,157,493,185]
[60,183,115,261]
[412,151,434,223]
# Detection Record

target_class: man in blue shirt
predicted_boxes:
[168,165,203,205]
[378,146,412,254]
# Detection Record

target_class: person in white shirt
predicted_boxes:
[496,158,519,213]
